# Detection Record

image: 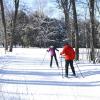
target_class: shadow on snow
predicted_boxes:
[0,78,100,87]
[0,69,100,87]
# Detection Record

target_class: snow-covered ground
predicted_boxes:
[0,48,100,100]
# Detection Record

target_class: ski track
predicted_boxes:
[0,48,100,100]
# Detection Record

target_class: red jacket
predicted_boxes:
[60,45,75,60]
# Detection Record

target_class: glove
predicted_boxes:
[60,52,62,55]
[47,50,49,52]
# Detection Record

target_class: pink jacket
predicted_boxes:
[48,46,59,56]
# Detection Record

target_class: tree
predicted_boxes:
[0,0,8,51]
[71,0,79,60]
[9,0,19,52]
[56,0,72,43]
[89,0,95,63]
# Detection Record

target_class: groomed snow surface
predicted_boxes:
[0,48,100,100]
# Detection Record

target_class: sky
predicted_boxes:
[4,0,63,19]
[21,0,63,19]
[5,0,91,21]
[5,0,99,21]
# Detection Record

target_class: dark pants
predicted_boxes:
[65,60,76,76]
[50,55,59,67]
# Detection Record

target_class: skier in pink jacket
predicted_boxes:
[47,46,59,68]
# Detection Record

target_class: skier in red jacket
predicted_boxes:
[60,42,76,77]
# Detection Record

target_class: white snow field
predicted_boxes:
[0,48,100,100]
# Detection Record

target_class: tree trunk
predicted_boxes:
[0,0,8,51]
[61,0,71,41]
[71,0,79,60]
[9,0,19,52]
[89,0,95,63]
[57,0,72,45]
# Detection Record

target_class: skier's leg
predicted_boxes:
[70,60,76,76]
[54,55,59,67]
[65,60,69,77]
[50,56,53,67]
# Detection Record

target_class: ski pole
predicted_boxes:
[41,51,47,65]
[60,56,64,78]
[75,60,84,78]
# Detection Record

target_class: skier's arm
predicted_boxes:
[55,48,59,52]
[60,47,65,55]
[47,48,50,52]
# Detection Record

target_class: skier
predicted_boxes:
[47,45,59,68]
[60,42,76,77]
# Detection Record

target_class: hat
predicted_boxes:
[63,39,70,45]
[50,45,54,48]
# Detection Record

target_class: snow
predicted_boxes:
[0,48,100,100]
